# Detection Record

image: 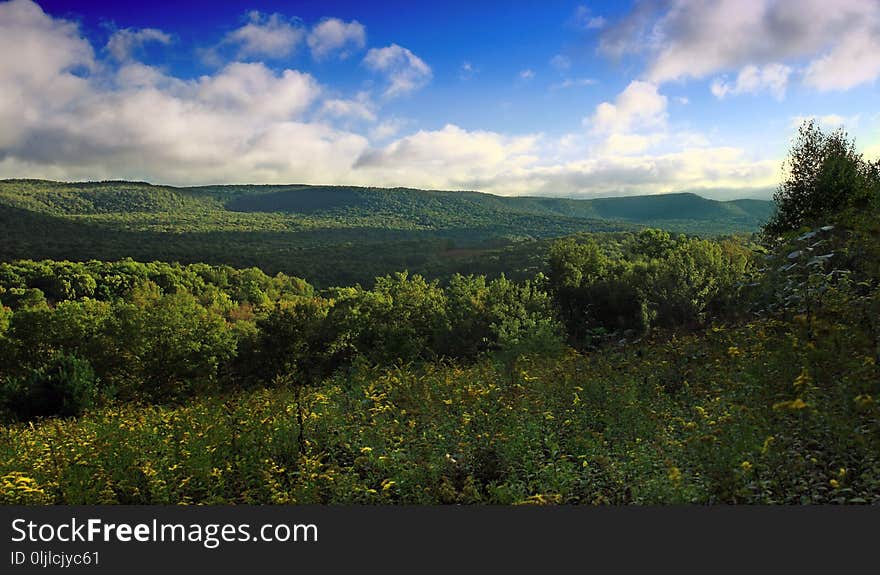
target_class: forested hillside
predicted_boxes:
[0,121,876,505]
[0,180,770,286]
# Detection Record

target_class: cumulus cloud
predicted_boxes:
[571,5,606,30]
[587,80,667,135]
[710,63,792,100]
[0,0,95,148]
[196,62,320,119]
[0,1,369,185]
[803,27,880,91]
[307,18,366,60]
[320,93,376,123]
[550,77,597,90]
[790,114,860,130]
[349,124,775,197]
[363,44,432,98]
[597,0,662,59]
[353,124,540,189]
[467,146,778,198]
[601,0,880,91]
[459,61,477,80]
[0,0,780,198]
[225,11,304,59]
[106,27,171,61]
[550,54,571,70]
[369,118,409,141]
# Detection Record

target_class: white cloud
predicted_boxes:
[460,61,477,80]
[551,77,597,90]
[550,54,571,70]
[572,5,606,30]
[710,63,792,100]
[601,0,880,92]
[354,124,540,189]
[519,69,535,80]
[803,27,880,91]
[350,123,776,197]
[320,93,376,122]
[225,11,304,59]
[587,80,667,135]
[0,2,369,186]
[369,118,409,141]
[468,146,778,198]
[196,62,320,119]
[106,27,171,61]
[0,0,94,148]
[307,18,366,60]
[0,0,781,199]
[363,44,432,98]
[790,114,860,130]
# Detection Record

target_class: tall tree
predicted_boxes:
[764,120,878,237]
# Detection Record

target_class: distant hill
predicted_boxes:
[0,179,773,286]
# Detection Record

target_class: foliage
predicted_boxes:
[0,180,771,287]
[764,120,879,237]
[1,354,98,420]
[547,231,755,345]
[1,303,876,504]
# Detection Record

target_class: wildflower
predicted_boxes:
[772,398,808,411]
[668,467,682,483]
[854,394,874,408]
[792,368,811,390]
[727,346,741,358]
[761,436,775,455]
[829,479,840,489]
[740,461,753,472]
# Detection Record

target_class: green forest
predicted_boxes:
[0,177,770,286]
[1,121,878,504]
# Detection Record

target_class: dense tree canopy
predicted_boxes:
[764,120,880,237]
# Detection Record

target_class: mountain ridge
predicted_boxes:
[0,179,773,228]
[0,179,774,286]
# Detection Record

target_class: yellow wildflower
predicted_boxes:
[792,368,811,390]
[772,398,808,411]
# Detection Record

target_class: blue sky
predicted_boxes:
[1,0,878,198]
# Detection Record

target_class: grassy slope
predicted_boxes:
[3,312,876,504]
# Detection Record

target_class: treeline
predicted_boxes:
[0,228,756,421]
[548,230,755,344]
[0,178,770,290]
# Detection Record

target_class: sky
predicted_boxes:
[1,0,878,199]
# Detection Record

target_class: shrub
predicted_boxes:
[1,354,98,420]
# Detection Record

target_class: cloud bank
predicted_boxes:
[2,0,857,199]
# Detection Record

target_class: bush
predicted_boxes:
[1,354,98,420]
